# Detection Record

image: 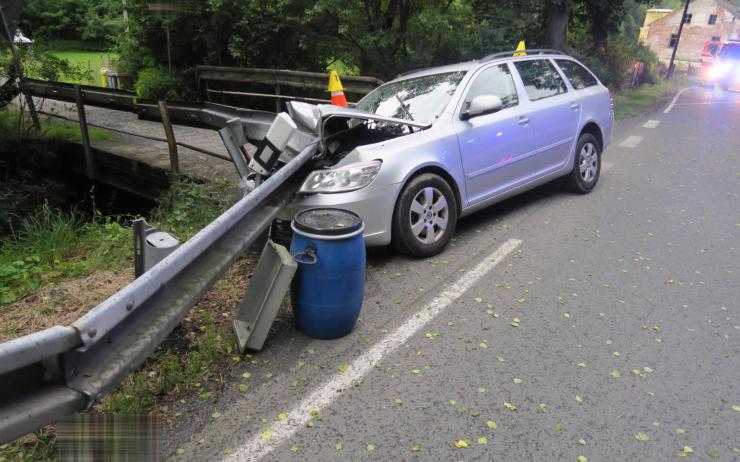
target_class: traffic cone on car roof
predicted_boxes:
[327,70,348,107]
[513,40,527,57]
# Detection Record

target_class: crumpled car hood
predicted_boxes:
[287,101,431,134]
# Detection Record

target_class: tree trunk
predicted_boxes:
[546,3,569,50]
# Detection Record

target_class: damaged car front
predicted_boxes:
[278,68,470,256]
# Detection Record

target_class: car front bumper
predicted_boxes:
[281,182,404,247]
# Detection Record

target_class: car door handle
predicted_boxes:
[569,103,580,110]
[518,116,530,126]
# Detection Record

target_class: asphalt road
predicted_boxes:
[171,86,740,461]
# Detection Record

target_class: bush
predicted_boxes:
[134,67,181,100]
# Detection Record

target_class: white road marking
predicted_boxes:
[226,238,523,462]
[618,135,644,149]
[674,101,740,106]
[663,87,693,113]
[643,119,661,128]
[602,161,615,172]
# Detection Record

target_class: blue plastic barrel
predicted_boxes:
[290,208,365,339]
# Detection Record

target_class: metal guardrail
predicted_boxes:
[0,141,318,443]
[197,66,383,95]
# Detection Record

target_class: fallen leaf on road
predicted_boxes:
[367,443,375,451]
[479,341,488,349]
[335,441,342,451]
[610,370,622,379]
[513,378,523,384]
[395,398,403,405]
[732,404,740,412]
[577,456,588,462]
[676,428,686,436]
[290,446,299,452]
[643,366,653,373]
[575,395,583,403]
[454,439,471,448]
[612,351,620,357]
[211,411,221,420]
[503,402,517,411]
[577,362,587,368]
[478,436,488,445]
[338,364,348,373]
[261,429,271,440]
[478,387,486,393]
[635,432,650,442]
[242,372,252,379]
[538,403,548,413]
[563,312,571,318]
[277,412,288,421]
[474,296,483,303]
[486,420,498,429]
[412,443,421,452]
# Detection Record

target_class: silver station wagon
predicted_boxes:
[282,49,614,257]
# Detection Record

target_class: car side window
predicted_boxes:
[513,59,567,101]
[462,64,519,113]
[556,60,598,90]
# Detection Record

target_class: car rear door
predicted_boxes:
[512,59,581,176]
[453,63,536,204]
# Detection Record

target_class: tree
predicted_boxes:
[546,1,571,49]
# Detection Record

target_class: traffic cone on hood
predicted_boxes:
[327,70,348,107]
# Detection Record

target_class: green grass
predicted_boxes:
[150,179,235,241]
[0,204,131,305]
[49,51,119,86]
[0,109,111,142]
[613,77,687,120]
[104,311,235,414]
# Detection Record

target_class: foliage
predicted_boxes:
[613,76,685,119]
[18,0,123,45]
[149,179,235,240]
[0,204,130,304]
[134,67,181,100]
[0,429,56,462]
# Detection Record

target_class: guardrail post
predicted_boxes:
[158,101,180,176]
[74,85,95,180]
[274,84,281,113]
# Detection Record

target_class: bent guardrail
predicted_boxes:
[0,141,318,444]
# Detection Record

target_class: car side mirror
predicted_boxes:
[462,95,503,120]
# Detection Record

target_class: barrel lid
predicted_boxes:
[293,208,363,236]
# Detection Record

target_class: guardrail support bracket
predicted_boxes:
[233,239,296,353]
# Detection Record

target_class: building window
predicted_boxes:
[711,35,721,41]
[683,13,692,24]
[708,14,717,25]
[669,33,679,48]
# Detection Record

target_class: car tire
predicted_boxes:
[565,133,601,194]
[392,173,457,258]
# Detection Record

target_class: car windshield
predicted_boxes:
[355,72,466,124]
[719,44,740,60]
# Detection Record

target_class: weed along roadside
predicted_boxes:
[0,167,251,460]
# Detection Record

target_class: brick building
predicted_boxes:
[639,0,739,62]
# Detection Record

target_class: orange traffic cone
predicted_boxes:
[327,70,348,107]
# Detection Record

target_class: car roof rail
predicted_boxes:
[396,66,434,78]
[479,49,565,63]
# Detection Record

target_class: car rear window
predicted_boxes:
[555,60,599,89]
[514,59,568,101]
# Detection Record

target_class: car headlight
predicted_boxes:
[300,160,382,193]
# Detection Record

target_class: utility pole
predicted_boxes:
[667,0,691,80]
